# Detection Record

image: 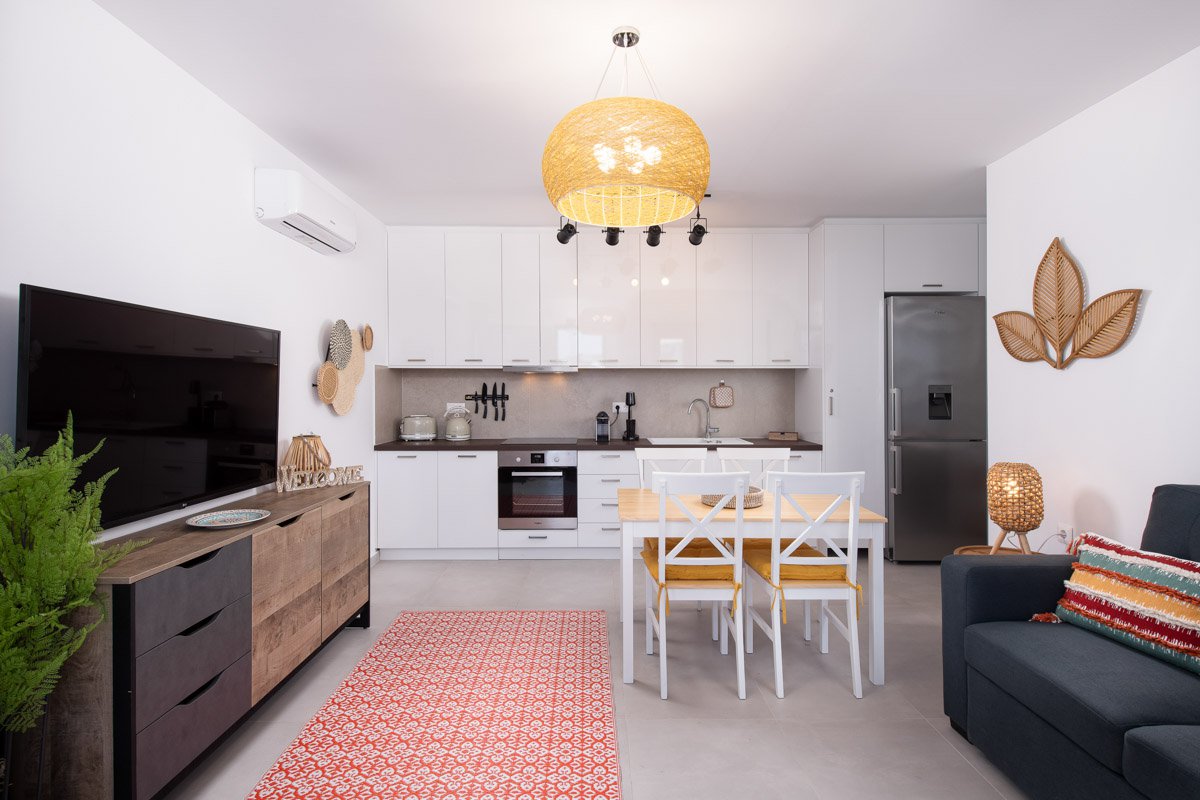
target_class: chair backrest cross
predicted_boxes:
[716,447,793,489]
[764,471,865,587]
[653,471,750,585]
[635,447,709,490]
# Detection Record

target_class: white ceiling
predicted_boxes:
[95,0,1200,227]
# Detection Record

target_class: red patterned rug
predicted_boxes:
[247,610,621,799]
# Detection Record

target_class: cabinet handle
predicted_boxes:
[922,283,943,288]
[179,673,222,705]
[600,454,622,459]
[547,359,568,364]
[828,395,834,416]
[716,359,735,363]
[395,454,418,459]
[512,471,563,477]
[527,535,549,540]
[599,358,618,363]
[601,502,618,507]
[406,358,426,363]
[464,358,483,363]
[891,445,903,495]
[192,346,215,353]
[179,549,221,569]
[771,359,791,363]
[510,358,531,363]
[890,388,902,437]
[659,359,679,363]
[457,454,478,459]
[600,478,622,483]
[601,527,621,532]
[179,609,222,637]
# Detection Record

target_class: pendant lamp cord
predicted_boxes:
[591,40,663,101]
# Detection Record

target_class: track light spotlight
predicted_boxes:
[688,221,708,246]
[645,225,662,247]
[604,227,622,246]
[556,219,578,244]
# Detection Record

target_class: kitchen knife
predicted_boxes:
[481,381,488,419]
[491,383,498,418]
[474,389,479,414]
[501,381,506,421]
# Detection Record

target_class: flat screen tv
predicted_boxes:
[16,285,280,528]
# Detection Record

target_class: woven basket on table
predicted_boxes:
[701,486,763,509]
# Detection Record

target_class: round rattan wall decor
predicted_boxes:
[328,319,353,369]
[315,361,339,404]
[361,323,374,351]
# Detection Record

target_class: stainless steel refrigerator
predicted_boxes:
[886,296,987,561]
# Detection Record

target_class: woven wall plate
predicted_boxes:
[331,330,365,416]
[709,380,734,408]
[328,319,353,369]
[316,361,339,404]
[362,323,374,351]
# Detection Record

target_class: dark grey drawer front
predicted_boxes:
[133,593,251,732]
[133,537,250,656]
[134,653,250,800]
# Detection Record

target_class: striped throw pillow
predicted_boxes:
[1056,532,1200,674]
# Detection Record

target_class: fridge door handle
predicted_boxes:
[891,445,902,495]
[890,388,902,437]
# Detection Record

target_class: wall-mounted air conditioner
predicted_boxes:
[254,168,357,254]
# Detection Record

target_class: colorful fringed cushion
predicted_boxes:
[1056,532,1200,674]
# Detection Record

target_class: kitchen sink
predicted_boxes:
[646,437,754,446]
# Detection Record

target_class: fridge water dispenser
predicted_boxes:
[928,385,952,420]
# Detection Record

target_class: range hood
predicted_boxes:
[501,364,578,374]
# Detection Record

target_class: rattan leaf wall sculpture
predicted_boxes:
[994,238,1142,369]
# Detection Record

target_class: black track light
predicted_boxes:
[645,225,662,247]
[604,227,622,246]
[556,220,577,244]
[688,222,708,246]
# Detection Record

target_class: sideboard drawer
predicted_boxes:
[133,537,250,656]
[134,652,250,800]
[134,593,250,732]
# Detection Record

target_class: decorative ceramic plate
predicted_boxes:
[186,509,271,529]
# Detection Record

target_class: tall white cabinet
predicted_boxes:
[639,233,697,366]
[387,230,445,366]
[445,232,502,366]
[501,233,541,367]
[753,233,809,367]
[696,233,754,366]
[539,233,579,367]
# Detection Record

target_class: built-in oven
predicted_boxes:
[498,450,577,530]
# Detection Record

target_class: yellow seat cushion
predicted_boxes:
[738,538,828,551]
[641,546,735,582]
[744,546,847,582]
[644,537,707,551]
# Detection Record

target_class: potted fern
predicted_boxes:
[0,416,138,799]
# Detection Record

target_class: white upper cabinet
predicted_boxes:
[752,233,809,367]
[539,233,579,367]
[697,233,754,366]
[501,233,540,367]
[387,229,445,366]
[640,232,696,366]
[577,231,640,367]
[445,232,502,366]
[883,222,979,293]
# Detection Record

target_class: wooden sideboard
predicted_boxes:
[26,483,371,800]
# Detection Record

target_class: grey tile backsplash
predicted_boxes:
[374,366,796,444]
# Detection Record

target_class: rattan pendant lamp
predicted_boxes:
[542,26,710,230]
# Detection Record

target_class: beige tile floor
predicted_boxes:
[168,558,1028,800]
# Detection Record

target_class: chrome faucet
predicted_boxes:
[687,398,719,440]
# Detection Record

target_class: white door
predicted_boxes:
[437,451,499,548]
[697,233,753,366]
[387,230,445,366]
[539,232,579,367]
[377,452,438,548]
[823,223,886,514]
[883,223,979,293]
[640,230,696,366]
[502,233,540,367]
[577,231,640,367]
[445,232,502,366]
[753,233,809,366]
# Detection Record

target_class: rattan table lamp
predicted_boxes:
[986,462,1044,554]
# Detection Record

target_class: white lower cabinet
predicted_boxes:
[578,451,639,549]
[376,452,438,548]
[437,451,498,548]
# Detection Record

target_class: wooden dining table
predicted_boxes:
[616,487,889,687]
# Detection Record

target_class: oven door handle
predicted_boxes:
[509,471,565,478]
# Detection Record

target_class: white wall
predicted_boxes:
[0,1,388,544]
[987,46,1200,548]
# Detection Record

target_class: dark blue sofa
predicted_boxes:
[941,485,1200,800]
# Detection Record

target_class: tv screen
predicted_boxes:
[16,285,280,528]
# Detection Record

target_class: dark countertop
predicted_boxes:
[375,437,821,452]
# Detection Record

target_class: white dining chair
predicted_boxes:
[717,447,815,642]
[642,471,750,700]
[635,447,722,638]
[744,470,866,699]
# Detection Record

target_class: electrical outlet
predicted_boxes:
[611,401,624,417]
[1057,523,1075,542]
